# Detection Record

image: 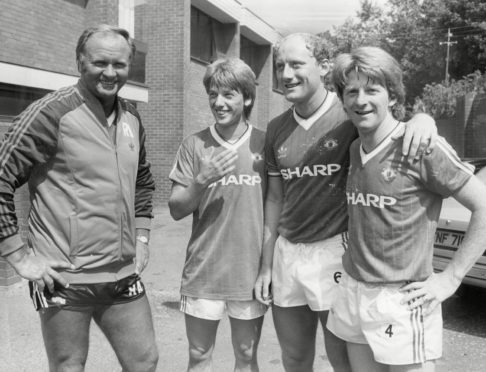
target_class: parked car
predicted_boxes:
[433,158,486,288]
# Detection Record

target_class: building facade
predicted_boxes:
[0,0,289,285]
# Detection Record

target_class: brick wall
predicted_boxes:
[0,0,122,77]
[185,61,214,137]
[85,0,119,28]
[0,0,86,76]
[252,47,270,130]
[137,0,190,205]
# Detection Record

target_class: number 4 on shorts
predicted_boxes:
[385,324,393,338]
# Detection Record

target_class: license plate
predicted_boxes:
[434,229,465,250]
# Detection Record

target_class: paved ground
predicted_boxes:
[2,207,486,371]
[0,207,330,372]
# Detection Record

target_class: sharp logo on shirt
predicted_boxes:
[346,191,397,208]
[122,122,134,138]
[280,164,341,180]
[381,167,397,182]
[208,174,262,188]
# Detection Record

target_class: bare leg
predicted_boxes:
[93,295,158,372]
[229,316,264,372]
[318,310,351,372]
[184,314,220,372]
[39,308,92,372]
[390,361,436,372]
[346,342,387,372]
[272,304,318,372]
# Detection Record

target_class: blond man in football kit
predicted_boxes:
[327,46,486,372]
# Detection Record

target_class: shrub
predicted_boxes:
[413,70,486,118]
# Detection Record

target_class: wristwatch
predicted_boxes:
[136,235,149,244]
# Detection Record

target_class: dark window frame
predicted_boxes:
[272,48,283,93]
[240,35,268,80]
[0,83,52,120]
[191,6,222,64]
[63,0,88,8]
[128,39,147,85]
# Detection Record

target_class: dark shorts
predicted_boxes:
[29,273,146,311]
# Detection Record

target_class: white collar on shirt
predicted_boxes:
[106,110,116,127]
[209,124,253,150]
[293,91,336,131]
[359,122,404,165]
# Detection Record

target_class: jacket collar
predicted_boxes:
[76,80,122,125]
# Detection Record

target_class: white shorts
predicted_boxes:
[272,233,347,311]
[327,272,443,365]
[180,295,268,321]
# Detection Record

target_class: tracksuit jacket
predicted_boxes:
[0,80,155,283]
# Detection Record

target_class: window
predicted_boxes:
[119,0,136,37]
[191,7,221,63]
[129,40,147,84]
[118,0,147,41]
[0,83,51,123]
[240,35,268,79]
[63,0,88,7]
[119,0,147,84]
[272,48,283,92]
[190,7,237,64]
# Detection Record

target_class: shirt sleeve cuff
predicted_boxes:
[0,234,25,257]
[135,217,152,230]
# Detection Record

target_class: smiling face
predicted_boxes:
[77,32,131,112]
[208,85,251,129]
[274,35,329,106]
[342,70,396,135]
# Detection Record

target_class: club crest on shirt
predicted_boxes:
[381,167,397,182]
[277,146,288,159]
[320,138,339,151]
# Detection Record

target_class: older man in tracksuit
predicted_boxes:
[0,25,158,371]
